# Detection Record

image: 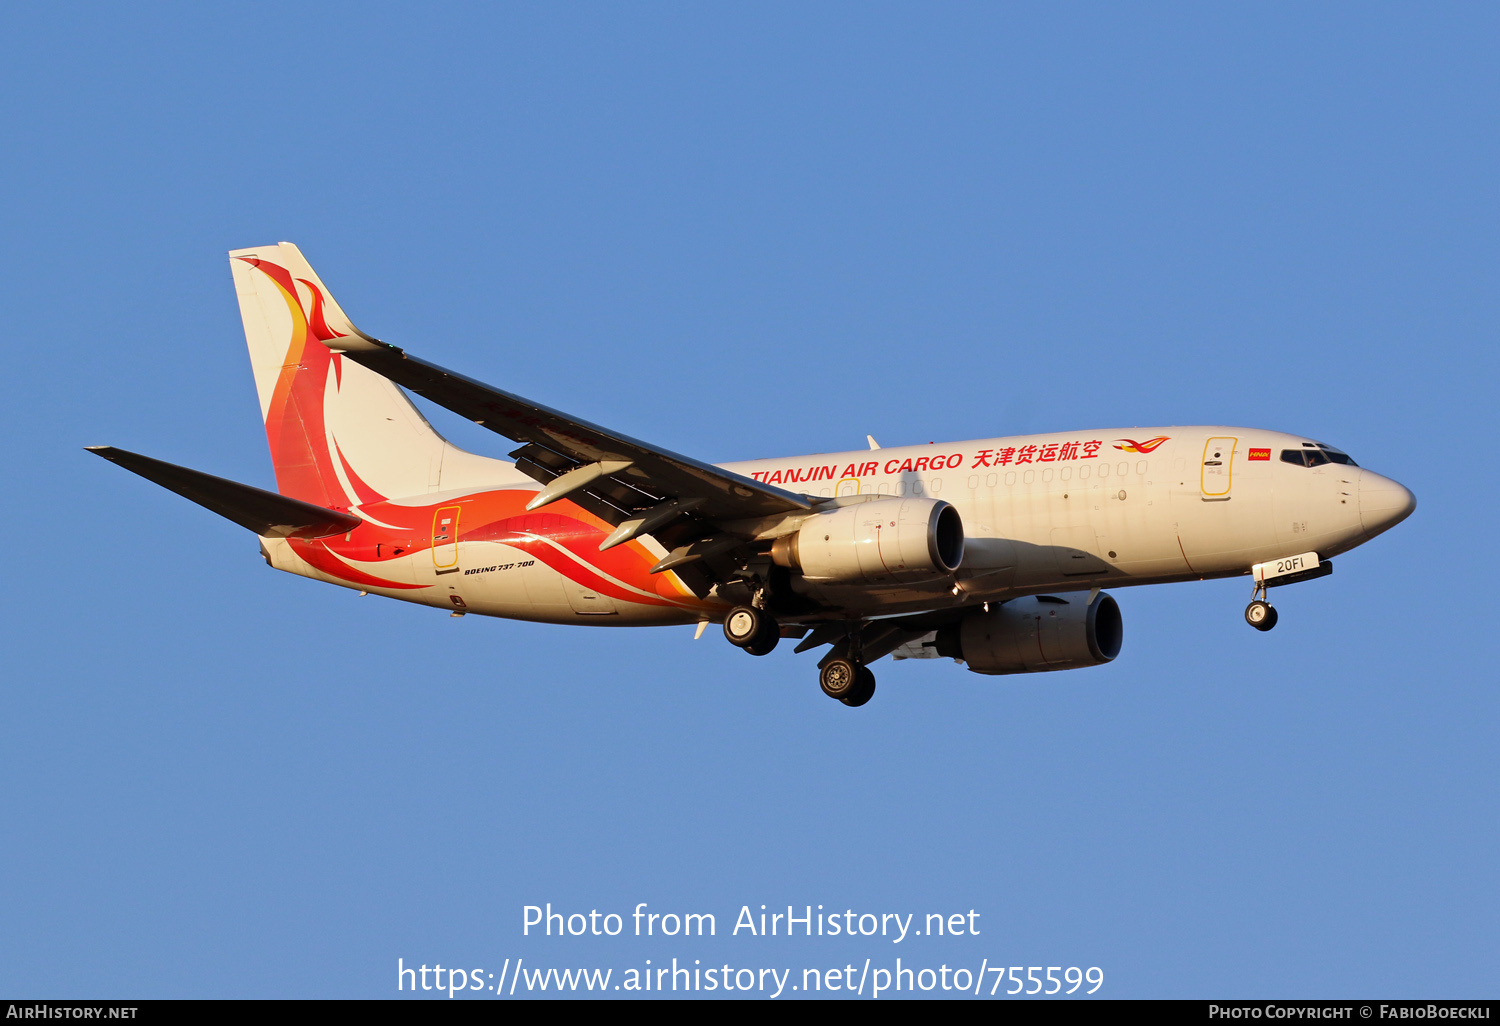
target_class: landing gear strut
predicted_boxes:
[723,605,779,655]
[819,657,876,707]
[1245,582,1278,632]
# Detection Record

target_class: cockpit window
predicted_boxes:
[1281,446,1358,468]
[1281,449,1329,467]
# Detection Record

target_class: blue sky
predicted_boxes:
[1,4,1496,999]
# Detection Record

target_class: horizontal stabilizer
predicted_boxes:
[86,447,363,539]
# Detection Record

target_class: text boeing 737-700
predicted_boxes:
[90,243,1416,706]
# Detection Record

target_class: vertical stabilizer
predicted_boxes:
[228,242,517,506]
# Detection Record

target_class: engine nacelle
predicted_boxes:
[937,591,1123,675]
[771,498,964,584]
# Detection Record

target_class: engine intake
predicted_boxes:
[771,498,963,585]
[937,591,1122,675]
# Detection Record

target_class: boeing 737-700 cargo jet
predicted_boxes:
[90,243,1416,706]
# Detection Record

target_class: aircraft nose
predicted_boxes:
[1358,469,1416,539]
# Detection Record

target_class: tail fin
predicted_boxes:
[229,243,513,506]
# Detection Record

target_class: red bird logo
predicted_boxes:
[1113,436,1170,454]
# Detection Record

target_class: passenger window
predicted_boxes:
[986,473,998,487]
[1078,465,1090,480]
[1097,463,1109,479]
[968,475,979,489]
[1060,466,1072,481]
[1022,470,1034,484]
[930,477,943,493]
[1004,472,1016,486]
[1136,460,1148,475]
[1116,462,1129,476]
[1041,469,1053,483]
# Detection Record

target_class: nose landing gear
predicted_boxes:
[1245,581,1278,632]
[1245,600,1277,631]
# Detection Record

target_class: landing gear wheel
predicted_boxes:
[724,606,766,647]
[1245,600,1278,631]
[725,605,779,655]
[744,619,780,656]
[840,666,877,707]
[819,657,861,700]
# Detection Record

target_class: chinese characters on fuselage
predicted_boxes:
[748,440,1109,486]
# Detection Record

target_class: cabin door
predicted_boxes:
[1200,437,1238,500]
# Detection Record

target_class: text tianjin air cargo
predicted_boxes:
[90,244,1416,706]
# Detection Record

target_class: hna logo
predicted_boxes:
[1113,436,1170,454]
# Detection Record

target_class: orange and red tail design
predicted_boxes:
[234,253,365,508]
[229,242,473,509]
[228,244,701,610]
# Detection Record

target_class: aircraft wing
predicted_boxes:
[323,337,808,517]
[320,335,812,575]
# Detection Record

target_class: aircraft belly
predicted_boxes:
[447,542,697,625]
[792,578,962,615]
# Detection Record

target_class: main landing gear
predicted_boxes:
[1244,583,1278,632]
[723,605,780,656]
[819,657,876,707]
[724,605,877,706]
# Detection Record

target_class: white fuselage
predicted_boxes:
[261,425,1414,625]
[724,426,1407,616]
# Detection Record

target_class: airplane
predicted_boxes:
[90,243,1417,707]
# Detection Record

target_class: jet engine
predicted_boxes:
[935,591,1122,674]
[771,498,964,585]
